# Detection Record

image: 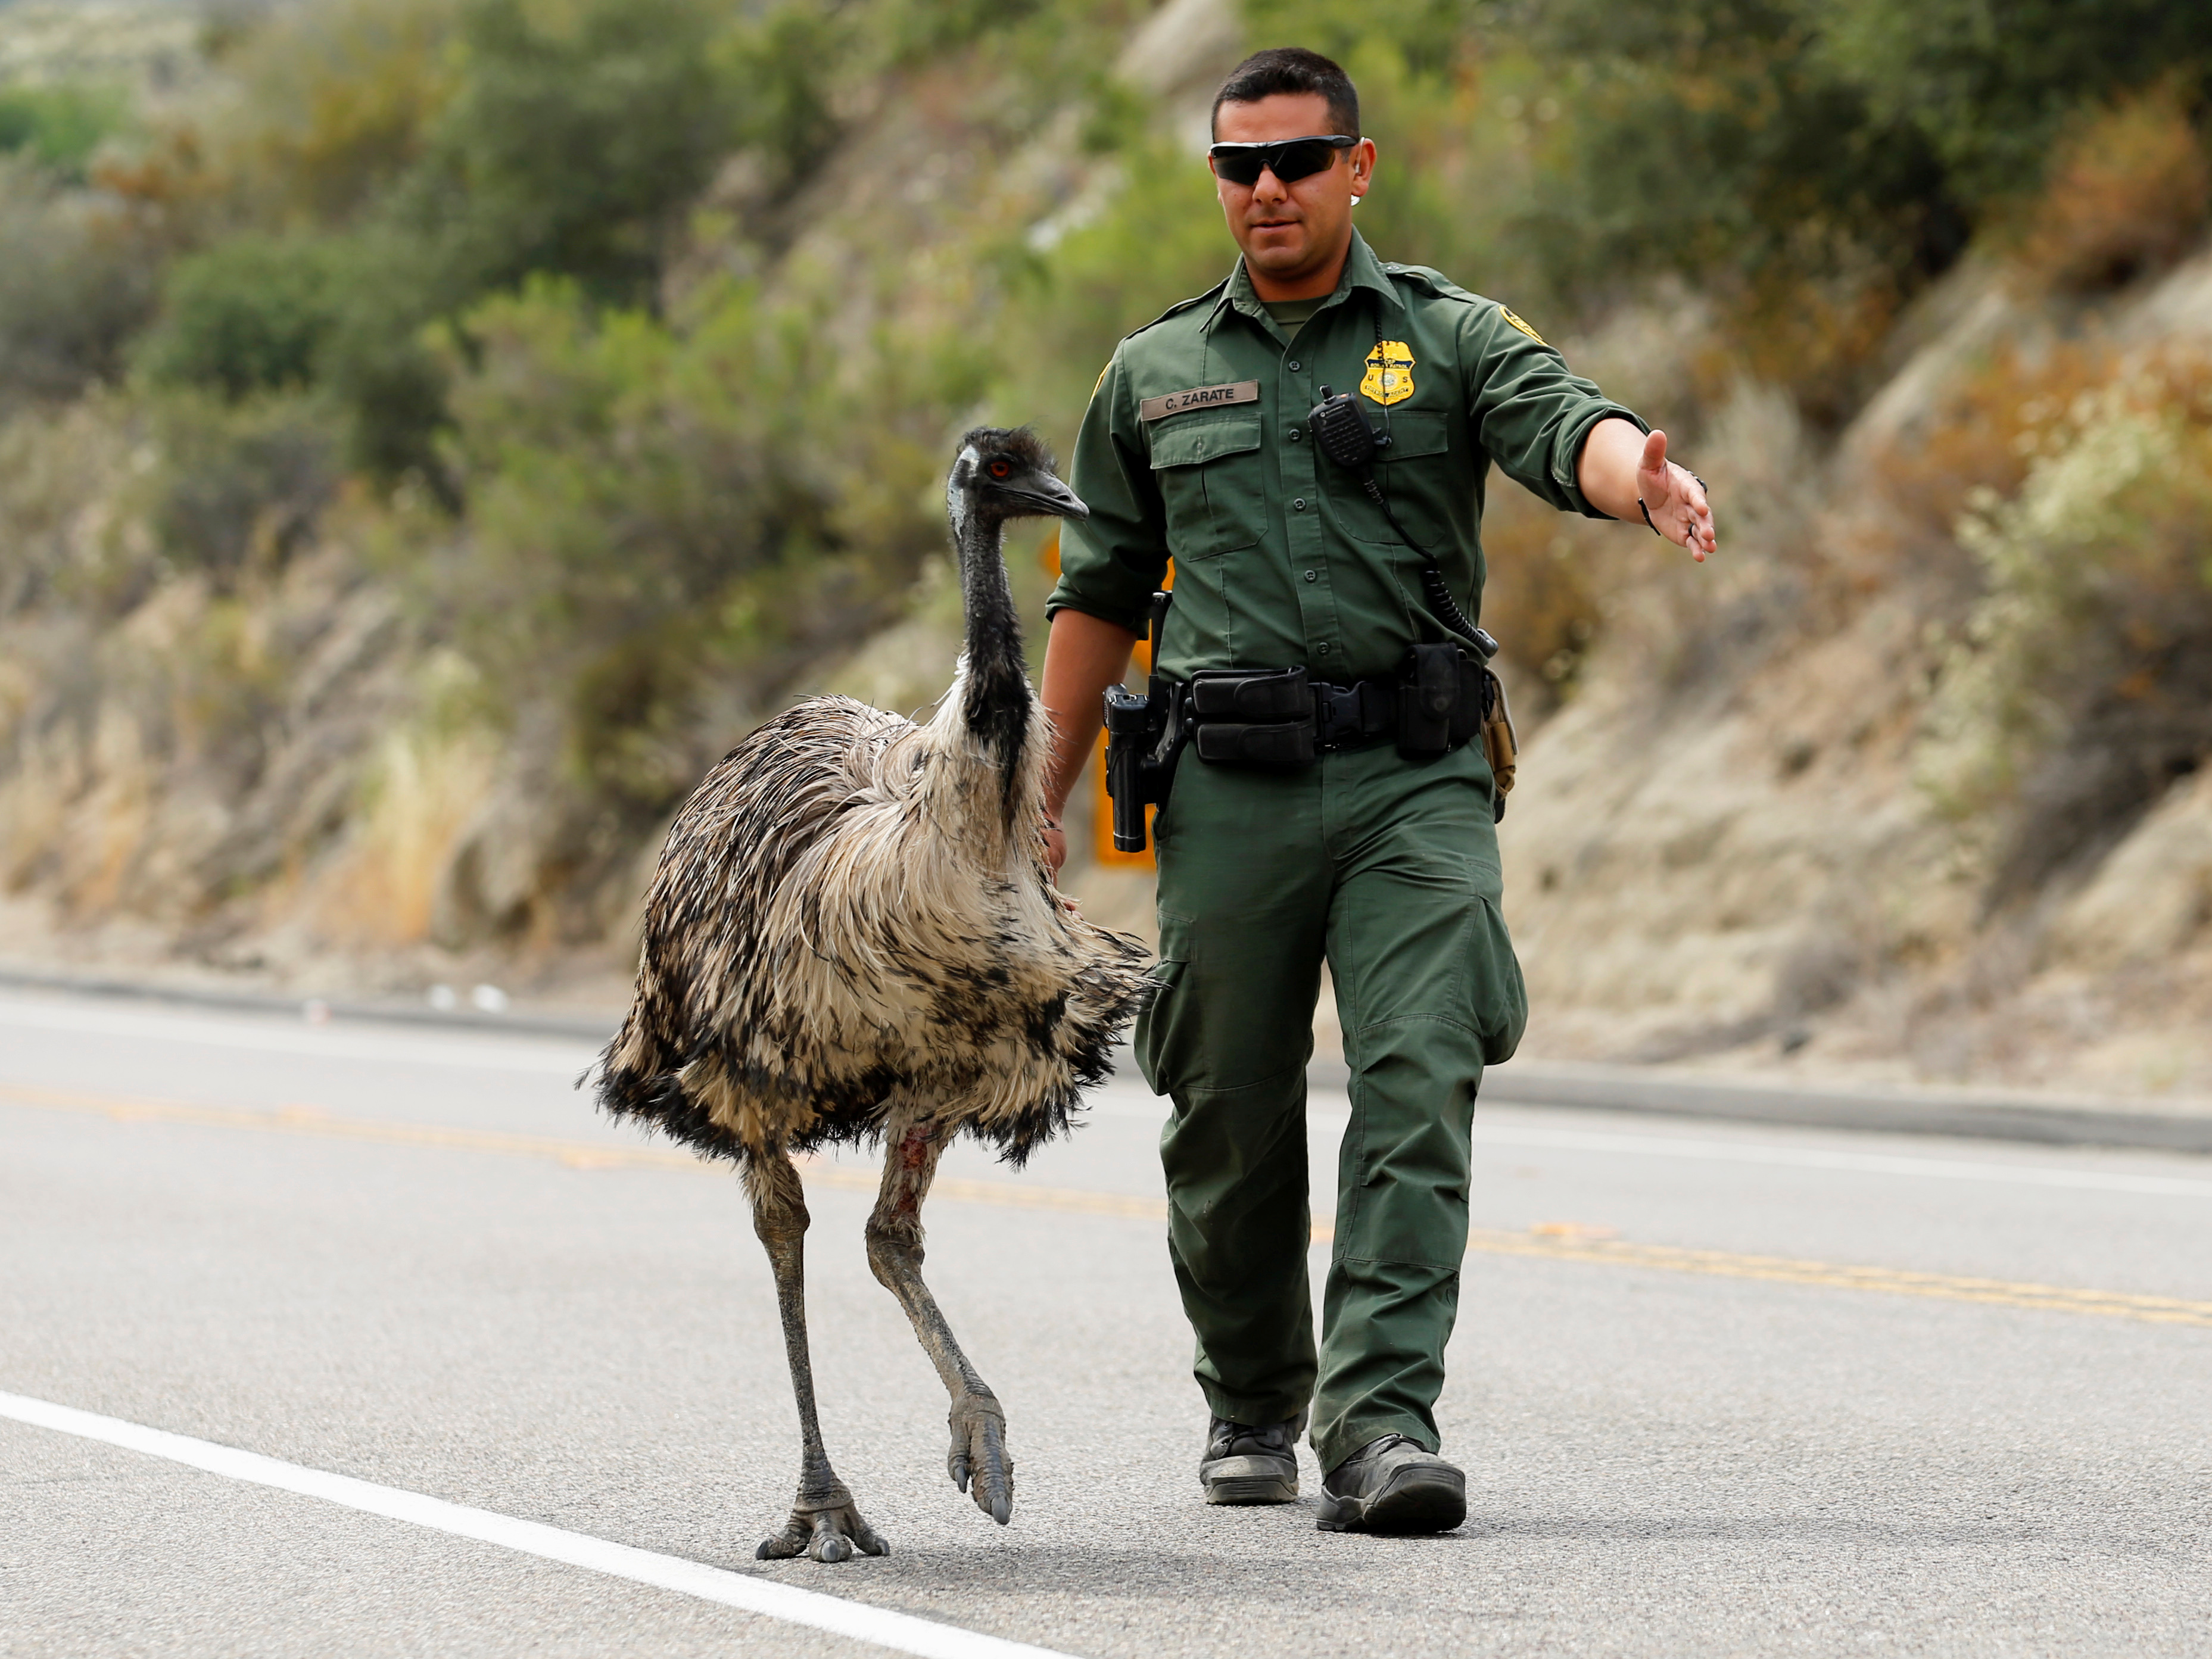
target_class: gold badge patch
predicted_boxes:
[1498,306,1547,345]
[1360,340,1415,407]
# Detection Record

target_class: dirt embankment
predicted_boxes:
[1488,251,2212,1100]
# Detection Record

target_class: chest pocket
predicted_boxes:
[1335,410,1454,548]
[1149,415,1266,562]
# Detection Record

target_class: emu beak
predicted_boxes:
[1011,476,1089,520]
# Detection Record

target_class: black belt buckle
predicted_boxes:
[1312,681,1359,751]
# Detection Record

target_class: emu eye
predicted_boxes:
[988,459,1012,479]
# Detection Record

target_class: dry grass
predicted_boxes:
[1732,261,1909,432]
[2014,84,2211,295]
[309,718,498,944]
[1862,340,2122,556]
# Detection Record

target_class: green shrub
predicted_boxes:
[0,162,165,408]
[138,391,342,584]
[719,2,849,191]
[426,274,968,809]
[392,0,738,307]
[1824,0,2212,208]
[1917,361,2212,899]
[138,234,346,400]
[198,0,755,480]
[208,0,457,226]
[0,83,129,181]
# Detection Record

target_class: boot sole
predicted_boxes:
[1316,1465,1466,1534]
[1204,1473,1298,1505]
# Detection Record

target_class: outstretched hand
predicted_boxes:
[1637,429,1714,562]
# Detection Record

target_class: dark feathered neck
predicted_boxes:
[953,504,1032,813]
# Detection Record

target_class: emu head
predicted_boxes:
[946,428,1088,542]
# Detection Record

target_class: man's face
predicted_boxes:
[1210,92,1375,288]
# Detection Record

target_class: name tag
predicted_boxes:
[1138,380,1260,423]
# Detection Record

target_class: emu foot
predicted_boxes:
[756,1489,889,1564]
[947,1389,1014,1525]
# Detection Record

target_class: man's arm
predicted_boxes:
[1039,609,1141,875]
[1576,417,1715,562]
[1457,299,1716,560]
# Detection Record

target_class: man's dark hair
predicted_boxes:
[1210,48,1359,141]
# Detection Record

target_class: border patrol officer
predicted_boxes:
[1039,48,1716,1535]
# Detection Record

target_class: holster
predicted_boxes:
[1101,590,1189,853]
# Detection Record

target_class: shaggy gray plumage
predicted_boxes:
[595,427,1149,1562]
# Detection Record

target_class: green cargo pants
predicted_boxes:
[1133,739,1526,1473]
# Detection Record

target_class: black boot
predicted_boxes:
[1316,1433,1465,1534]
[1199,1412,1304,1505]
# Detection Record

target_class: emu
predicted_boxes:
[596,428,1149,1563]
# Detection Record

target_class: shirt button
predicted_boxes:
[1288,429,1302,441]
[1293,498,1307,511]
[1303,569,1317,582]
[1318,643,1331,655]
[1287,360,1301,372]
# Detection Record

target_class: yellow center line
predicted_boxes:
[7,1081,2208,1330]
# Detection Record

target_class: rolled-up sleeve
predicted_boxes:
[1046,348,1167,636]
[1463,305,1647,520]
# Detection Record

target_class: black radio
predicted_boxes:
[1310,386,1486,646]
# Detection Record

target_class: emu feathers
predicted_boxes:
[596,428,1146,1168]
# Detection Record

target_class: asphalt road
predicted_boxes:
[2,986,2208,1657]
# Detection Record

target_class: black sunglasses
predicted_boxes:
[1207,133,1358,188]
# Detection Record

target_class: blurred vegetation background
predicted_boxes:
[2,0,2211,1087]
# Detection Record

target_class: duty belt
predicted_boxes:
[1185,647,1494,771]
[1104,594,1521,849]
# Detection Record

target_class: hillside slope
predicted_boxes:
[4,0,2210,1103]
[1495,251,2212,1099]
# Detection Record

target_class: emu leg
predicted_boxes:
[746,1149,887,1563]
[866,1121,1015,1525]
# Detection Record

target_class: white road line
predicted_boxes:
[0,1390,1070,1659]
[0,997,596,1076]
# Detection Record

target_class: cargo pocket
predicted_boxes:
[1149,416,1266,562]
[1470,896,1528,1065]
[1335,410,1451,548]
[1132,910,1192,1094]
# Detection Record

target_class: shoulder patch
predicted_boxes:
[1498,305,1548,346]
[1124,278,1230,341]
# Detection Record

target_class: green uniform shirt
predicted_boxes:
[1048,231,1646,684]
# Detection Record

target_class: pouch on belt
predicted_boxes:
[1189,668,1316,770]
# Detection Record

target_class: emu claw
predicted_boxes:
[947,1390,1014,1526]
[756,1495,889,1564]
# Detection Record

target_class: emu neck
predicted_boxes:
[955,507,1032,804]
